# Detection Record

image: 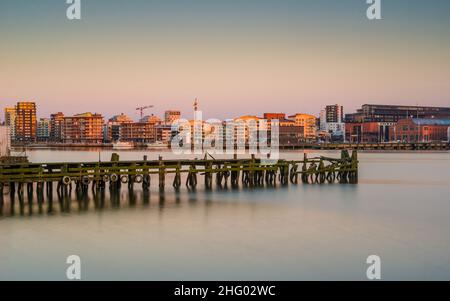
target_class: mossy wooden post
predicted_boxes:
[143,155,150,191]
[46,181,53,213]
[339,150,349,184]
[110,153,120,191]
[205,160,213,190]
[231,154,239,188]
[36,184,42,211]
[18,182,24,214]
[351,150,358,184]
[173,162,181,190]
[128,163,136,190]
[27,183,33,207]
[283,161,289,185]
[215,163,223,187]
[0,183,4,210]
[301,153,308,184]
[249,154,256,187]
[289,162,298,184]
[318,159,326,184]
[186,162,198,189]
[158,156,165,191]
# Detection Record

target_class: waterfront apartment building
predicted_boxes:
[288,113,317,140]
[233,115,262,147]
[120,121,157,143]
[164,110,181,124]
[62,112,104,144]
[321,104,344,124]
[140,114,161,124]
[50,112,65,142]
[105,113,133,142]
[395,118,450,143]
[263,113,304,145]
[155,124,174,144]
[37,118,51,142]
[14,102,37,142]
[278,121,304,146]
[4,107,16,140]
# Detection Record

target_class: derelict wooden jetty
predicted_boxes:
[0,150,358,213]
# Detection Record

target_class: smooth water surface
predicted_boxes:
[1,149,450,280]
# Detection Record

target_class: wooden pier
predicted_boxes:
[0,151,358,214]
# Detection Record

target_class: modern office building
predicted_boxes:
[345,104,450,123]
[345,104,450,143]
[37,118,51,142]
[14,102,37,142]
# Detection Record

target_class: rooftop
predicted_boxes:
[411,118,450,126]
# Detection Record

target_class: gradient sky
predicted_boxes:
[1,0,450,120]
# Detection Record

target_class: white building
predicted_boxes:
[319,105,345,141]
[0,125,11,157]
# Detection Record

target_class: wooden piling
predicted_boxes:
[158,156,165,191]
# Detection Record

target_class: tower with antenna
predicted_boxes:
[193,98,199,112]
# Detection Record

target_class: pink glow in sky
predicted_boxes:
[1,1,450,120]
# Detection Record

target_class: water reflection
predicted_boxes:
[0,176,359,219]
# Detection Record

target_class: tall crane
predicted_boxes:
[136,105,154,119]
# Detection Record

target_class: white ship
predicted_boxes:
[112,141,134,150]
[147,141,169,149]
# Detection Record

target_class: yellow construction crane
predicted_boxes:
[136,105,154,119]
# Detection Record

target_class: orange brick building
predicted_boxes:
[62,112,104,144]
[395,118,450,143]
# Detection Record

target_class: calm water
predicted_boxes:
[1,149,450,281]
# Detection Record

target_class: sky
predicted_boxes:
[1,0,450,120]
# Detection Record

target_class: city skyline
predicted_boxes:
[4,100,450,123]
[1,0,450,119]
